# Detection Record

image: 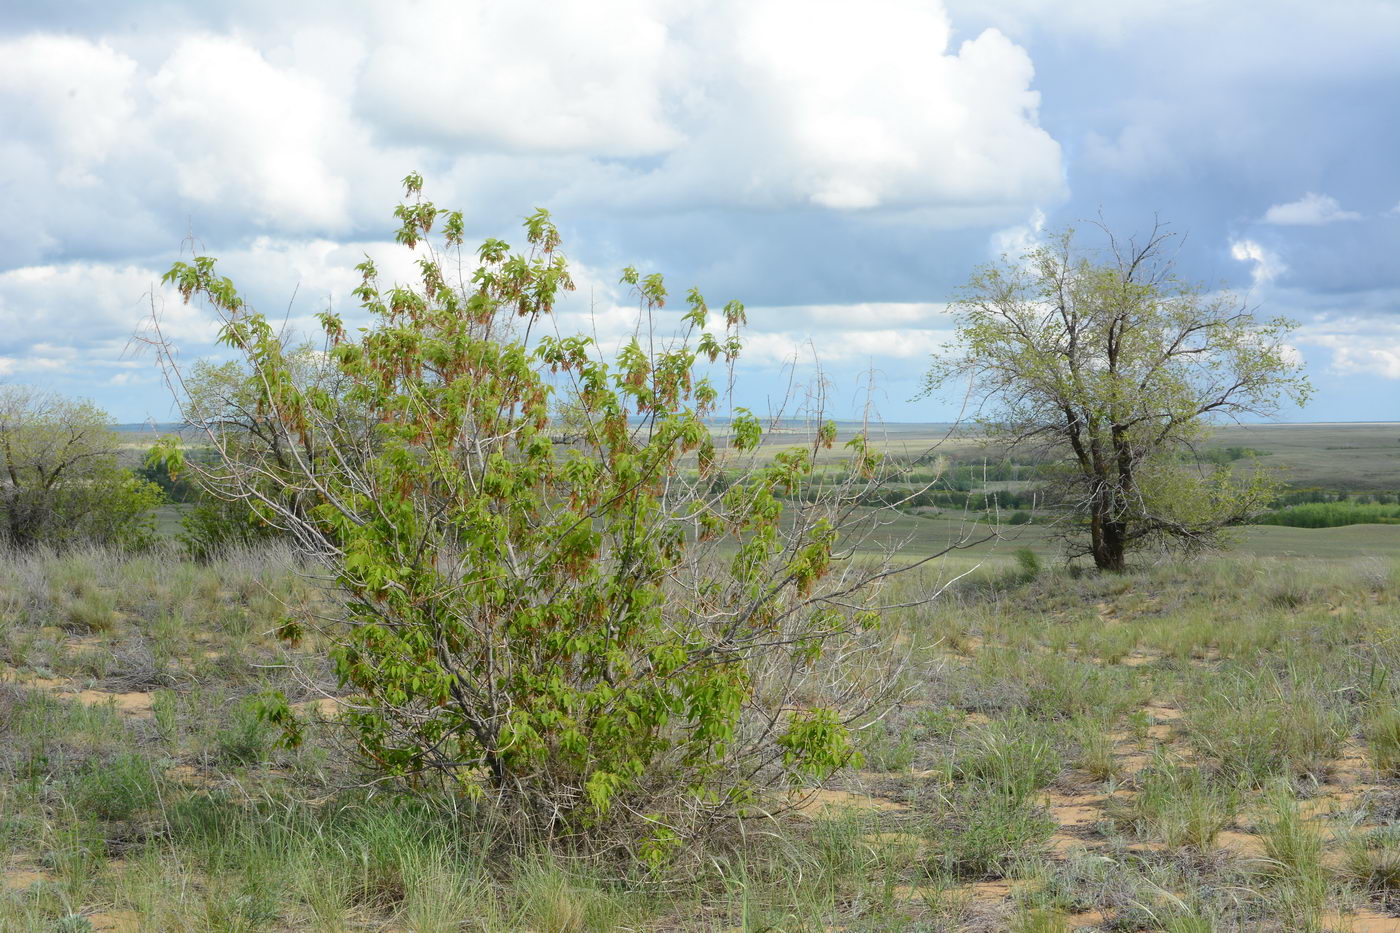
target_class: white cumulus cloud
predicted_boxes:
[1230,239,1285,286]
[1262,192,1361,226]
[1294,315,1400,380]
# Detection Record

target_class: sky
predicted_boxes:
[1,0,1397,424]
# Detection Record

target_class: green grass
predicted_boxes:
[3,544,1400,929]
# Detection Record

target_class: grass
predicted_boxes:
[1,543,1399,929]
[1113,757,1240,849]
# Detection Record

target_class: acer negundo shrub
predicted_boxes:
[156,174,925,854]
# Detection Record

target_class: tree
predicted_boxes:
[153,351,360,559]
[0,387,162,550]
[922,224,1311,571]
[152,175,928,851]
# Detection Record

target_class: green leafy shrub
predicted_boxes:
[159,175,914,846]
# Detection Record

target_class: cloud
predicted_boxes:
[991,209,1046,258]
[1262,192,1362,226]
[146,35,362,231]
[662,0,1064,213]
[356,1,678,157]
[3,0,1398,422]
[1293,313,1400,380]
[0,1,1065,275]
[1325,342,1400,379]
[1230,239,1285,287]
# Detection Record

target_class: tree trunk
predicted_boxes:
[1089,498,1127,571]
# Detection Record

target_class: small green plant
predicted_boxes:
[1012,907,1069,933]
[1014,547,1042,580]
[215,699,275,766]
[1338,825,1400,892]
[1366,702,1400,775]
[1164,910,1216,933]
[1260,785,1325,880]
[517,862,626,933]
[1114,758,1237,849]
[1259,787,1328,930]
[1071,717,1120,781]
[929,782,1056,880]
[62,590,117,634]
[859,720,917,772]
[1185,673,1344,784]
[71,753,158,822]
[152,688,179,743]
[950,719,1062,802]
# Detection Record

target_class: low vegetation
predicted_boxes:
[2,544,1399,930]
[1256,501,1400,528]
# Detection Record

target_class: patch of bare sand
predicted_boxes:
[3,867,51,891]
[165,764,218,788]
[1215,830,1266,858]
[788,788,910,817]
[71,689,153,716]
[4,670,154,716]
[898,879,1016,904]
[1142,704,1183,722]
[961,879,1015,899]
[292,696,341,718]
[1331,743,1378,784]
[955,635,985,656]
[1045,793,1109,854]
[88,909,142,932]
[1321,910,1400,932]
[1068,908,1107,929]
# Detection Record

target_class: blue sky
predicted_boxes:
[1,0,1397,423]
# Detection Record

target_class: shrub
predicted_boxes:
[179,498,280,562]
[157,175,918,847]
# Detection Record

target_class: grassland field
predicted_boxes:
[132,421,1400,563]
[11,421,1388,931]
